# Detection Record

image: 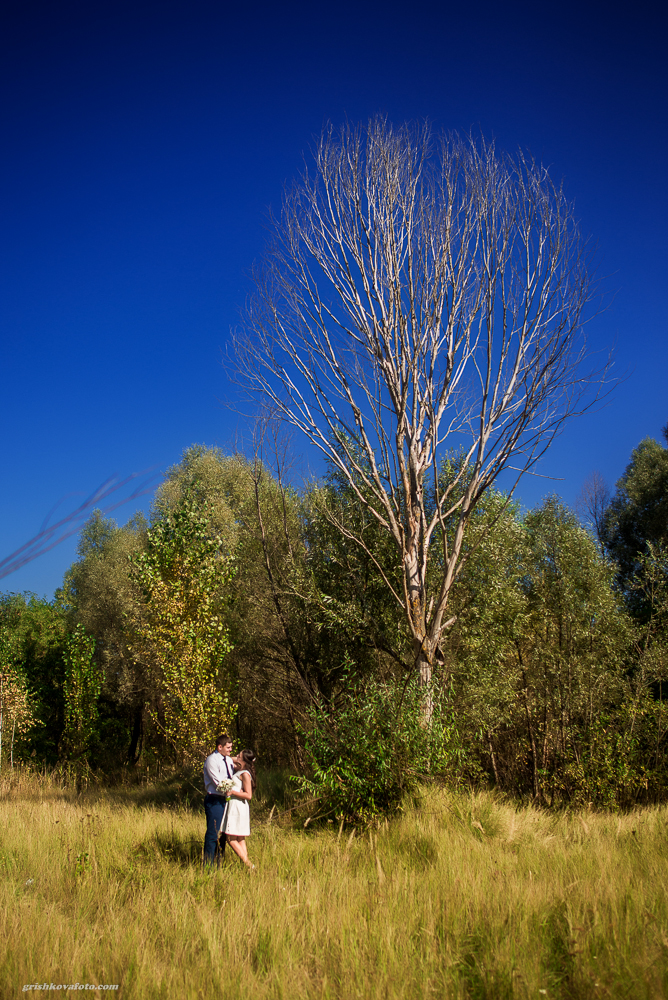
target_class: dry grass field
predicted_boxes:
[1,768,667,999]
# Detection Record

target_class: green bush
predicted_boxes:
[555,699,668,808]
[294,676,474,823]
[559,717,647,808]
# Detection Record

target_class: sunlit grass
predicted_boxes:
[1,768,667,998]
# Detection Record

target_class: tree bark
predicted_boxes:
[415,640,435,721]
[488,733,500,786]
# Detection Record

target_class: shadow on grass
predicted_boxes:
[253,768,297,817]
[136,830,203,867]
[1,764,299,817]
[99,766,298,819]
[455,932,514,1000]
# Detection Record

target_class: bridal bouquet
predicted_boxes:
[216,777,235,796]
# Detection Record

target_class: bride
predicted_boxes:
[224,749,257,869]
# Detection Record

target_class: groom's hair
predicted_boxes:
[215,734,231,749]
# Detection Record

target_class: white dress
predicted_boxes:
[224,770,251,836]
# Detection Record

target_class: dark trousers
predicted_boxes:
[203,794,227,866]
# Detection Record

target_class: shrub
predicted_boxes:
[294,675,474,823]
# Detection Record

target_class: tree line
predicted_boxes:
[1,428,666,813]
[2,118,665,817]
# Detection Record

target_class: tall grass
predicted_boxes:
[1,767,667,999]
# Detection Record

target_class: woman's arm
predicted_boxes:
[229,772,253,801]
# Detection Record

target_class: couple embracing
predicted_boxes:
[203,734,256,870]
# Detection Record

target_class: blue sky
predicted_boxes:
[1,0,666,598]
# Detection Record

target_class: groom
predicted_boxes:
[203,733,234,867]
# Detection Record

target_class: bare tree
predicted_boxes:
[576,471,610,556]
[233,118,607,699]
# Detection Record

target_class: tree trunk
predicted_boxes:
[522,670,540,801]
[415,639,434,722]
[488,733,500,786]
[128,704,144,764]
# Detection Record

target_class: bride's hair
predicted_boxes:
[238,749,257,789]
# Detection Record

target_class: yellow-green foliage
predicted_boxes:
[2,770,668,999]
[127,494,235,764]
[61,625,101,760]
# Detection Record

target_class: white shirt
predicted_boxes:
[203,750,234,794]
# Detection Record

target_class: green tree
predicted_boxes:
[449,497,635,804]
[631,543,668,670]
[61,624,102,761]
[516,499,631,802]
[299,454,410,687]
[154,445,309,764]
[603,426,668,611]
[0,593,68,762]
[157,444,393,766]
[63,510,148,764]
[127,490,235,765]
[621,543,668,795]
[440,489,526,784]
[63,446,312,768]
